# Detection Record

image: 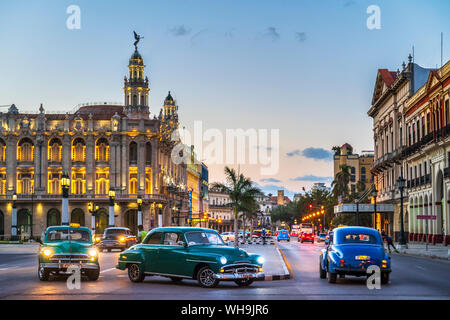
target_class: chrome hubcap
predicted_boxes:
[199,269,215,286]
[129,265,139,280]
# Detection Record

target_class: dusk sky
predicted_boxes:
[1,0,449,198]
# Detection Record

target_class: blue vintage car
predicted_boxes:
[277,230,290,242]
[319,227,391,284]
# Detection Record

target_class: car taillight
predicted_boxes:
[340,259,345,267]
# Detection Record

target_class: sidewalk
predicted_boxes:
[391,242,450,260]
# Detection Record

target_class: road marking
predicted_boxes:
[100,268,116,274]
[274,244,293,279]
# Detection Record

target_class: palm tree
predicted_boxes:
[332,164,351,202]
[240,198,260,240]
[210,167,262,247]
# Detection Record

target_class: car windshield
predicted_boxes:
[185,231,225,246]
[105,229,127,235]
[338,233,379,245]
[46,229,91,242]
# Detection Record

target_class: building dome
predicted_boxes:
[164,91,175,104]
[130,49,142,60]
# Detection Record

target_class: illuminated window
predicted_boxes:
[145,168,152,194]
[129,167,138,195]
[0,171,6,195]
[0,140,5,162]
[95,168,110,195]
[17,172,34,194]
[72,138,86,162]
[48,172,62,194]
[71,170,86,194]
[95,138,110,161]
[17,138,34,161]
[48,138,62,161]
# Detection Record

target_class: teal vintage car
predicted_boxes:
[116,227,265,288]
[38,224,100,281]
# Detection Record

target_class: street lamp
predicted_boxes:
[137,196,143,227]
[372,185,378,230]
[108,188,115,227]
[88,202,99,234]
[157,203,163,227]
[11,192,18,240]
[354,198,359,226]
[61,173,70,225]
[397,176,407,246]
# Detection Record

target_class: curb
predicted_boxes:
[392,250,450,261]
[256,274,291,281]
[273,242,295,280]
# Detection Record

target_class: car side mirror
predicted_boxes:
[178,241,188,248]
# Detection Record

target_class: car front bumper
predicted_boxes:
[98,240,127,249]
[40,262,99,271]
[214,272,265,280]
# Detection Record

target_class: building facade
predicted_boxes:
[208,187,233,233]
[368,56,433,240]
[403,60,450,245]
[0,44,196,239]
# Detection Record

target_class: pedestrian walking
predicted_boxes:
[262,228,266,245]
[138,225,147,243]
[383,233,399,253]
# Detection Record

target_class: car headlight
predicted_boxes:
[42,248,52,257]
[257,256,264,264]
[220,256,227,265]
[119,236,126,243]
[88,248,98,257]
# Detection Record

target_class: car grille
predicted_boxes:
[222,263,259,274]
[50,253,89,264]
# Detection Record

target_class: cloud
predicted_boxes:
[290,175,333,182]
[264,27,280,41]
[295,32,307,42]
[169,25,191,36]
[343,0,356,7]
[301,147,333,161]
[260,178,281,183]
[286,149,301,157]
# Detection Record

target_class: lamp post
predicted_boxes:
[11,192,18,240]
[157,203,163,227]
[372,185,378,230]
[61,173,70,225]
[108,188,115,227]
[397,176,407,246]
[88,202,99,235]
[137,196,143,226]
[355,199,359,226]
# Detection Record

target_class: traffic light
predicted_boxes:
[308,203,313,209]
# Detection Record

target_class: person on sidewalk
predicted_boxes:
[137,225,147,243]
[382,231,399,253]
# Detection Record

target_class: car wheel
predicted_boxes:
[381,272,390,284]
[319,260,326,279]
[128,263,145,283]
[197,266,219,288]
[38,264,50,281]
[234,279,254,287]
[301,240,304,243]
[170,277,183,282]
[87,268,100,281]
[327,270,337,283]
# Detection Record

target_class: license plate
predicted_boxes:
[61,264,73,268]
[355,255,370,260]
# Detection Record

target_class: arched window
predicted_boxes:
[361,167,366,174]
[47,208,61,227]
[17,138,34,161]
[95,138,109,161]
[71,208,85,226]
[71,170,86,194]
[18,172,34,194]
[48,138,62,161]
[129,142,137,164]
[133,95,137,106]
[48,172,61,194]
[72,138,86,161]
[95,209,108,234]
[141,95,145,106]
[145,142,152,165]
[95,168,109,195]
[17,209,31,235]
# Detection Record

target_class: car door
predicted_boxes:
[156,232,187,276]
[142,231,162,273]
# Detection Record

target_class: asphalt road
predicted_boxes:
[0,239,449,300]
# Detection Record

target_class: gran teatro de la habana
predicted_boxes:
[0,39,204,240]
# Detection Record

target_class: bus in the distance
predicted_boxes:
[299,223,314,235]
[291,224,301,236]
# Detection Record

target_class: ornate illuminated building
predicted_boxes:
[0,42,193,239]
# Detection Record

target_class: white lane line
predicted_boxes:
[275,246,289,275]
[100,267,116,274]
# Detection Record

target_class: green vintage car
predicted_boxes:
[116,227,265,288]
[38,224,100,281]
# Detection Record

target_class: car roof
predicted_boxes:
[333,226,379,236]
[105,227,130,230]
[46,226,91,232]
[149,227,217,233]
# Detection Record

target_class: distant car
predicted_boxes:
[277,230,290,242]
[318,233,326,242]
[221,232,235,242]
[38,224,99,281]
[299,232,315,243]
[252,230,262,238]
[319,227,391,284]
[291,231,298,237]
[325,231,333,245]
[238,231,251,238]
[97,227,137,252]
